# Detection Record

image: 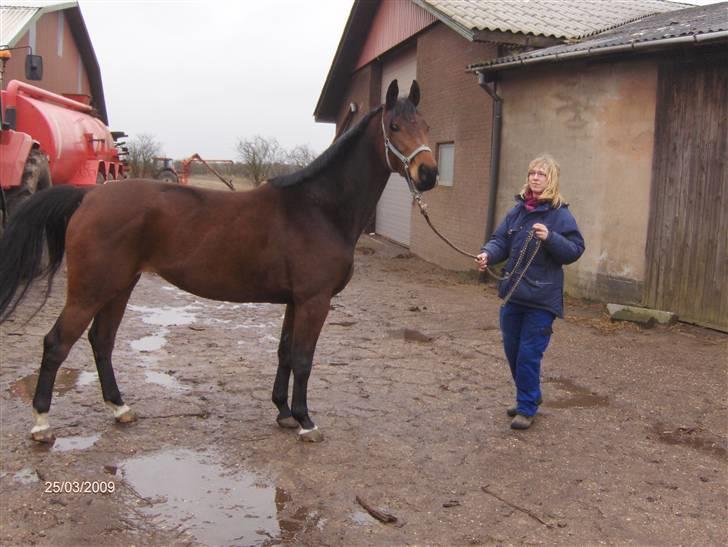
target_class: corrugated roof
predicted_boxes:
[1,1,76,48]
[415,0,693,40]
[468,1,728,72]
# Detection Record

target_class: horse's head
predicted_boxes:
[381,80,438,192]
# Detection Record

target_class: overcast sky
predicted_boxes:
[80,0,353,160]
[79,0,718,161]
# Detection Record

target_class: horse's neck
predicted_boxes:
[317,123,390,243]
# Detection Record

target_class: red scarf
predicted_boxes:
[524,190,541,211]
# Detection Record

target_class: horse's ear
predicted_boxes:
[408,80,420,107]
[385,80,399,110]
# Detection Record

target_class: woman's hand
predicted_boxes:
[476,252,488,271]
[533,223,549,241]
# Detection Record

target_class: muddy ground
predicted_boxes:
[0,234,726,546]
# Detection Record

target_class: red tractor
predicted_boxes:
[0,51,127,230]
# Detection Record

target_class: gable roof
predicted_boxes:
[315,0,693,123]
[0,0,110,124]
[468,1,728,74]
[0,1,75,48]
[414,0,693,41]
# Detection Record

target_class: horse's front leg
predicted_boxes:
[289,295,330,442]
[272,303,298,429]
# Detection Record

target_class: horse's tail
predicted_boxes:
[0,185,88,323]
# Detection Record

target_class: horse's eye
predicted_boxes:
[390,122,400,132]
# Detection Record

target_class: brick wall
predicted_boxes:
[413,24,497,270]
[335,25,497,271]
[336,63,381,130]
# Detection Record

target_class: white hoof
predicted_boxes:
[298,425,324,443]
[31,410,55,443]
[106,402,137,423]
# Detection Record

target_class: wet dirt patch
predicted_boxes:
[544,376,609,408]
[122,448,280,545]
[8,368,81,402]
[651,423,728,460]
[390,328,434,343]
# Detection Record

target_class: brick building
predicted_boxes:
[314,0,727,331]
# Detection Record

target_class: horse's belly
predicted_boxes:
[149,262,291,305]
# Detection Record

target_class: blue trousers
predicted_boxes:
[499,302,555,417]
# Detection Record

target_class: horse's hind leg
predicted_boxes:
[88,275,140,425]
[273,304,298,429]
[32,304,98,443]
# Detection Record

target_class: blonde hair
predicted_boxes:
[519,154,566,208]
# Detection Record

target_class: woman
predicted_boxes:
[476,155,584,430]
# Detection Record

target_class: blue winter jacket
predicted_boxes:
[481,196,585,317]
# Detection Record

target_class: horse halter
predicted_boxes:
[381,110,432,199]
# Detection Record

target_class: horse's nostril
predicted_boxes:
[418,164,439,189]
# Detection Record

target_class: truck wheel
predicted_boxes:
[4,149,52,216]
[158,169,178,184]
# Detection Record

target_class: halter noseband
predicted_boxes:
[381,110,432,199]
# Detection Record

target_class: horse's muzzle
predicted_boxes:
[416,164,439,192]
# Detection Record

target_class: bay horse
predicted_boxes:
[0,80,438,443]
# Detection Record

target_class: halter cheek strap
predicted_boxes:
[381,112,432,199]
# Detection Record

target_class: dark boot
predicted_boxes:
[510,413,534,429]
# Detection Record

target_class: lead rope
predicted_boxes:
[381,111,541,304]
[412,194,541,305]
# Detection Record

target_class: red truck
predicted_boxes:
[0,52,127,228]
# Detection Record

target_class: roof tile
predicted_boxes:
[420,0,692,39]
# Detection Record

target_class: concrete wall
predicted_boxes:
[412,23,497,270]
[496,59,659,302]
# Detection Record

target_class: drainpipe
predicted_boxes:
[478,71,502,242]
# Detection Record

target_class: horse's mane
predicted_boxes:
[270,106,384,188]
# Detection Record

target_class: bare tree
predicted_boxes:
[235,135,283,186]
[287,144,318,169]
[127,134,162,178]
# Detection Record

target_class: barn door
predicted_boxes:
[376,46,417,246]
[645,53,728,331]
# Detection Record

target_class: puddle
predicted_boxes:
[52,434,101,452]
[122,448,280,545]
[8,369,81,402]
[13,468,39,485]
[131,333,168,352]
[77,370,98,387]
[651,423,727,459]
[145,371,189,391]
[128,305,198,327]
[544,377,609,409]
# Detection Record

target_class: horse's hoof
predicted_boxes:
[298,426,324,443]
[31,429,56,444]
[277,416,299,429]
[115,409,137,424]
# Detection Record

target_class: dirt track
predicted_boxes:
[1,234,726,546]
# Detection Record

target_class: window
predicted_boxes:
[437,142,454,187]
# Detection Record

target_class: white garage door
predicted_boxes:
[376,47,417,246]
